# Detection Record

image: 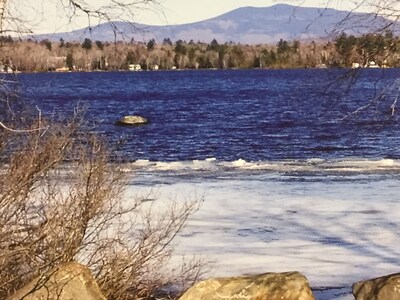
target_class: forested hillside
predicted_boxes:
[1,31,399,72]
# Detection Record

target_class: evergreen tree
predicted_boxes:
[162,37,172,46]
[40,39,52,51]
[175,40,187,55]
[147,38,155,51]
[82,38,92,50]
[66,53,74,70]
[95,40,104,50]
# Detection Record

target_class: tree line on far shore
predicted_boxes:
[1,31,400,72]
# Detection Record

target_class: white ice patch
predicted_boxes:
[125,172,400,299]
[124,157,400,176]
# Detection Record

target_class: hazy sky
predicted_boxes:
[141,0,354,25]
[9,0,360,34]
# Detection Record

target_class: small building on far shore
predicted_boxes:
[352,61,388,68]
[0,64,13,73]
[55,67,70,72]
[128,64,141,71]
[366,61,379,68]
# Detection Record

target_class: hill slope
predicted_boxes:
[37,4,391,44]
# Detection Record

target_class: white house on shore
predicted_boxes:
[0,64,15,73]
[128,64,141,71]
[352,61,387,68]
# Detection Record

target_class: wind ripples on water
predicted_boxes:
[18,68,400,163]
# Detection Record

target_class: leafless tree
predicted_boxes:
[0,99,204,299]
[0,0,165,40]
[293,0,400,119]
[0,1,204,299]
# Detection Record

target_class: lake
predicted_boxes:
[18,69,400,299]
[19,68,400,162]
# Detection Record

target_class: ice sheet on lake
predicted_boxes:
[125,157,400,176]
[125,171,400,300]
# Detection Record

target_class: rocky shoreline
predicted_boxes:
[6,262,399,300]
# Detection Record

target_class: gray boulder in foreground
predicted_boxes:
[115,115,149,126]
[353,272,400,300]
[6,262,106,300]
[179,271,315,300]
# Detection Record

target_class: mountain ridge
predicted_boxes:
[35,4,392,44]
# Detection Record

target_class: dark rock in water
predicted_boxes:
[6,262,106,300]
[179,271,315,300]
[115,115,149,126]
[353,272,400,300]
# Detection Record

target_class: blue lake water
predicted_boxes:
[18,69,400,164]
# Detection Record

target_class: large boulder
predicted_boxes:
[6,262,106,300]
[179,271,315,300]
[353,272,400,300]
[115,115,149,126]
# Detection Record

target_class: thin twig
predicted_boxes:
[0,121,47,133]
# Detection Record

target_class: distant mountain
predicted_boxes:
[36,4,393,44]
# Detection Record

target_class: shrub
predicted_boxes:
[0,78,203,299]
